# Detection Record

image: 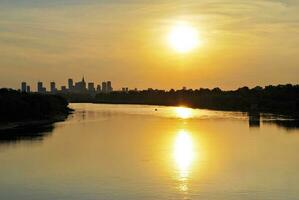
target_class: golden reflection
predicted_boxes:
[173,130,195,179]
[173,130,196,193]
[175,107,193,119]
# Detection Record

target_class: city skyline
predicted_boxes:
[20,77,114,93]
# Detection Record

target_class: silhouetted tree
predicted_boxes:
[0,89,71,122]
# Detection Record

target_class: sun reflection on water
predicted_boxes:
[175,107,193,119]
[173,130,196,192]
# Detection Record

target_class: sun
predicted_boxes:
[168,22,200,53]
[175,107,193,119]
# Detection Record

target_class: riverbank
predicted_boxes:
[91,101,299,118]
[59,84,299,118]
[92,84,299,118]
[0,89,72,131]
[0,114,68,132]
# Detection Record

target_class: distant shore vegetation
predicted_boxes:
[0,88,71,122]
[1,84,298,122]
[60,84,299,116]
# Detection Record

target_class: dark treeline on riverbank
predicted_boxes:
[62,84,299,116]
[0,89,71,122]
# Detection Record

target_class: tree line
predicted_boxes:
[0,88,71,122]
[93,84,299,116]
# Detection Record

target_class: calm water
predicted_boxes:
[0,103,299,200]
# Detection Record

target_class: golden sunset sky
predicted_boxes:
[0,0,298,90]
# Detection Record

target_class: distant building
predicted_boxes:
[61,86,67,92]
[88,82,95,93]
[21,82,27,92]
[74,77,87,93]
[37,82,43,92]
[26,86,31,93]
[102,82,107,93]
[107,81,113,93]
[68,78,74,90]
[122,87,129,92]
[96,84,101,93]
[50,82,56,93]
[37,82,46,93]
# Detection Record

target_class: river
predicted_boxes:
[0,103,298,200]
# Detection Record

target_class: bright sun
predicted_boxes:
[168,22,200,53]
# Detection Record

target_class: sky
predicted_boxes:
[0,0,298,90]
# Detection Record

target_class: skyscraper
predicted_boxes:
[21,82,27,92]
[74,77,87,93]
[37,82,46,93]
[81,77,86,89]
[50,82,56,93]
[107,81,113,93]
[102,82,107,93]
[68,78,74,90]
[88,82,95,93]
[26,86,31,93]
[96,84,101,93]
[37,82,43,93]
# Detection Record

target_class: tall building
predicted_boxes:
[37,81,42,92]
[37,81,46,93]
[26,86,31,93]
[50,82,56,93]
[88,82,95,93]
[74,77,87,93]
[21,82,27,92]
[68,78,74,90]
[102,82,107,93]
[81,77,86,89]
[107,81,113,93]
[96,84,101,93]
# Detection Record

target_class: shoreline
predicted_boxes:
[0,114,70,132]
[71,101,299,119]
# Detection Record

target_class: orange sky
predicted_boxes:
[0,0,298,90]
